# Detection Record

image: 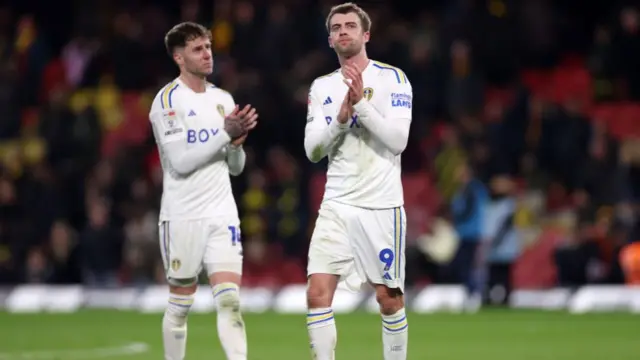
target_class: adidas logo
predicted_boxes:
[188,110,196,116]
[383,272,392,280]
[322,97,332,105]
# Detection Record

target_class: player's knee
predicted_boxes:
[306,283,334,308]
[375,286,404,315]
[213,282,241,313]
[168,276,198,289]
[165,280,197,318]
[166,292,195,320]
[306,274,338,308]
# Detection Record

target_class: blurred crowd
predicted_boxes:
[1,0,640,293]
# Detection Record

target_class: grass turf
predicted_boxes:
[0,310,637,359]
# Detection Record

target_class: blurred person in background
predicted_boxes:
[449,161,488,311]
[0,173,21,283]
[266,146,307,258]
[482,175,521,306]
[408,206,459,285]
[620,240,640,285]
[47,220,81,284]
[80,196,122,287]
[22,247,50,283]
[122,203,158,285]
[553,214,607,287]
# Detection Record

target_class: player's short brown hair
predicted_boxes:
[325,2,372,33]
[164,22,211,55]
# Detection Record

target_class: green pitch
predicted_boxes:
[0,310,637,359]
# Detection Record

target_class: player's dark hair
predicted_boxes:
[325,2,372,33]
[164,22,211,55]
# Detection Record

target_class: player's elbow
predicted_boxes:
[171,164,194,176]
[228,166,243,176]
[385,137,408,156]
[388,141,407,156]
[387,128,409,155]
[168,158,195,176]
[304,143,324,163]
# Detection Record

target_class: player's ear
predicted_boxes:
[363,31,370,44]
[172,49,185,66]
[328,36,334,48]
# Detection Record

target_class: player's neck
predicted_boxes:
[339,52,370,71]
[179,72,207,93]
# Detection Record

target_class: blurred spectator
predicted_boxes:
[79,197,123,287]
[407,206,458,286]
[613,7,640,100]
[448,162,488,305]
[267,147,307,258]
[620,240,640,285]
[122,204,158,285]
[48,220,82,284]
[23,247,49,283]
[554,216,607,287]
[482,175,521,304]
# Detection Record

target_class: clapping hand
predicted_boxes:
[342,63,364,105]
[223,104,258,145]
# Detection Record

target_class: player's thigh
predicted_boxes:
[307,203,354,278]
[158,220,207,284]
[350,206,407,292]
[203,218,243,278]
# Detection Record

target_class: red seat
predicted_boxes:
[520,69,553,101]
[549,66,592,106]
[591,103,640,139]
[512,230,561,288]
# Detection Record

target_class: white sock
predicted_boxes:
[213,283,247,360]
[381,308,409,360]
[162,293,194,360]
[307,307,336,360]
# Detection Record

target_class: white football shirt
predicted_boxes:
[149,78,241,221]
[304,60,413,209]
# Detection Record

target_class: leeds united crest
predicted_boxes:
[171,258,181,271]
[216,104,225,117]
[363,87,374,101]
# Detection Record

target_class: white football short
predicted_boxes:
[158,217,243,284]
[307,200,407,292]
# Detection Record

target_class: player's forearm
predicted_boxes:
[353,100,410,155]
[226,145,246,176]
[163,132,232,175]
[304,120,347,162]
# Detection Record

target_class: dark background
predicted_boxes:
[1,0,639,297]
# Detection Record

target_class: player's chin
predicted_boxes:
[199,65,214,76]
[336,45,359,58]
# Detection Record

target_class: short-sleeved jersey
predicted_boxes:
[306,60,412,209]
[149,78,238,221]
